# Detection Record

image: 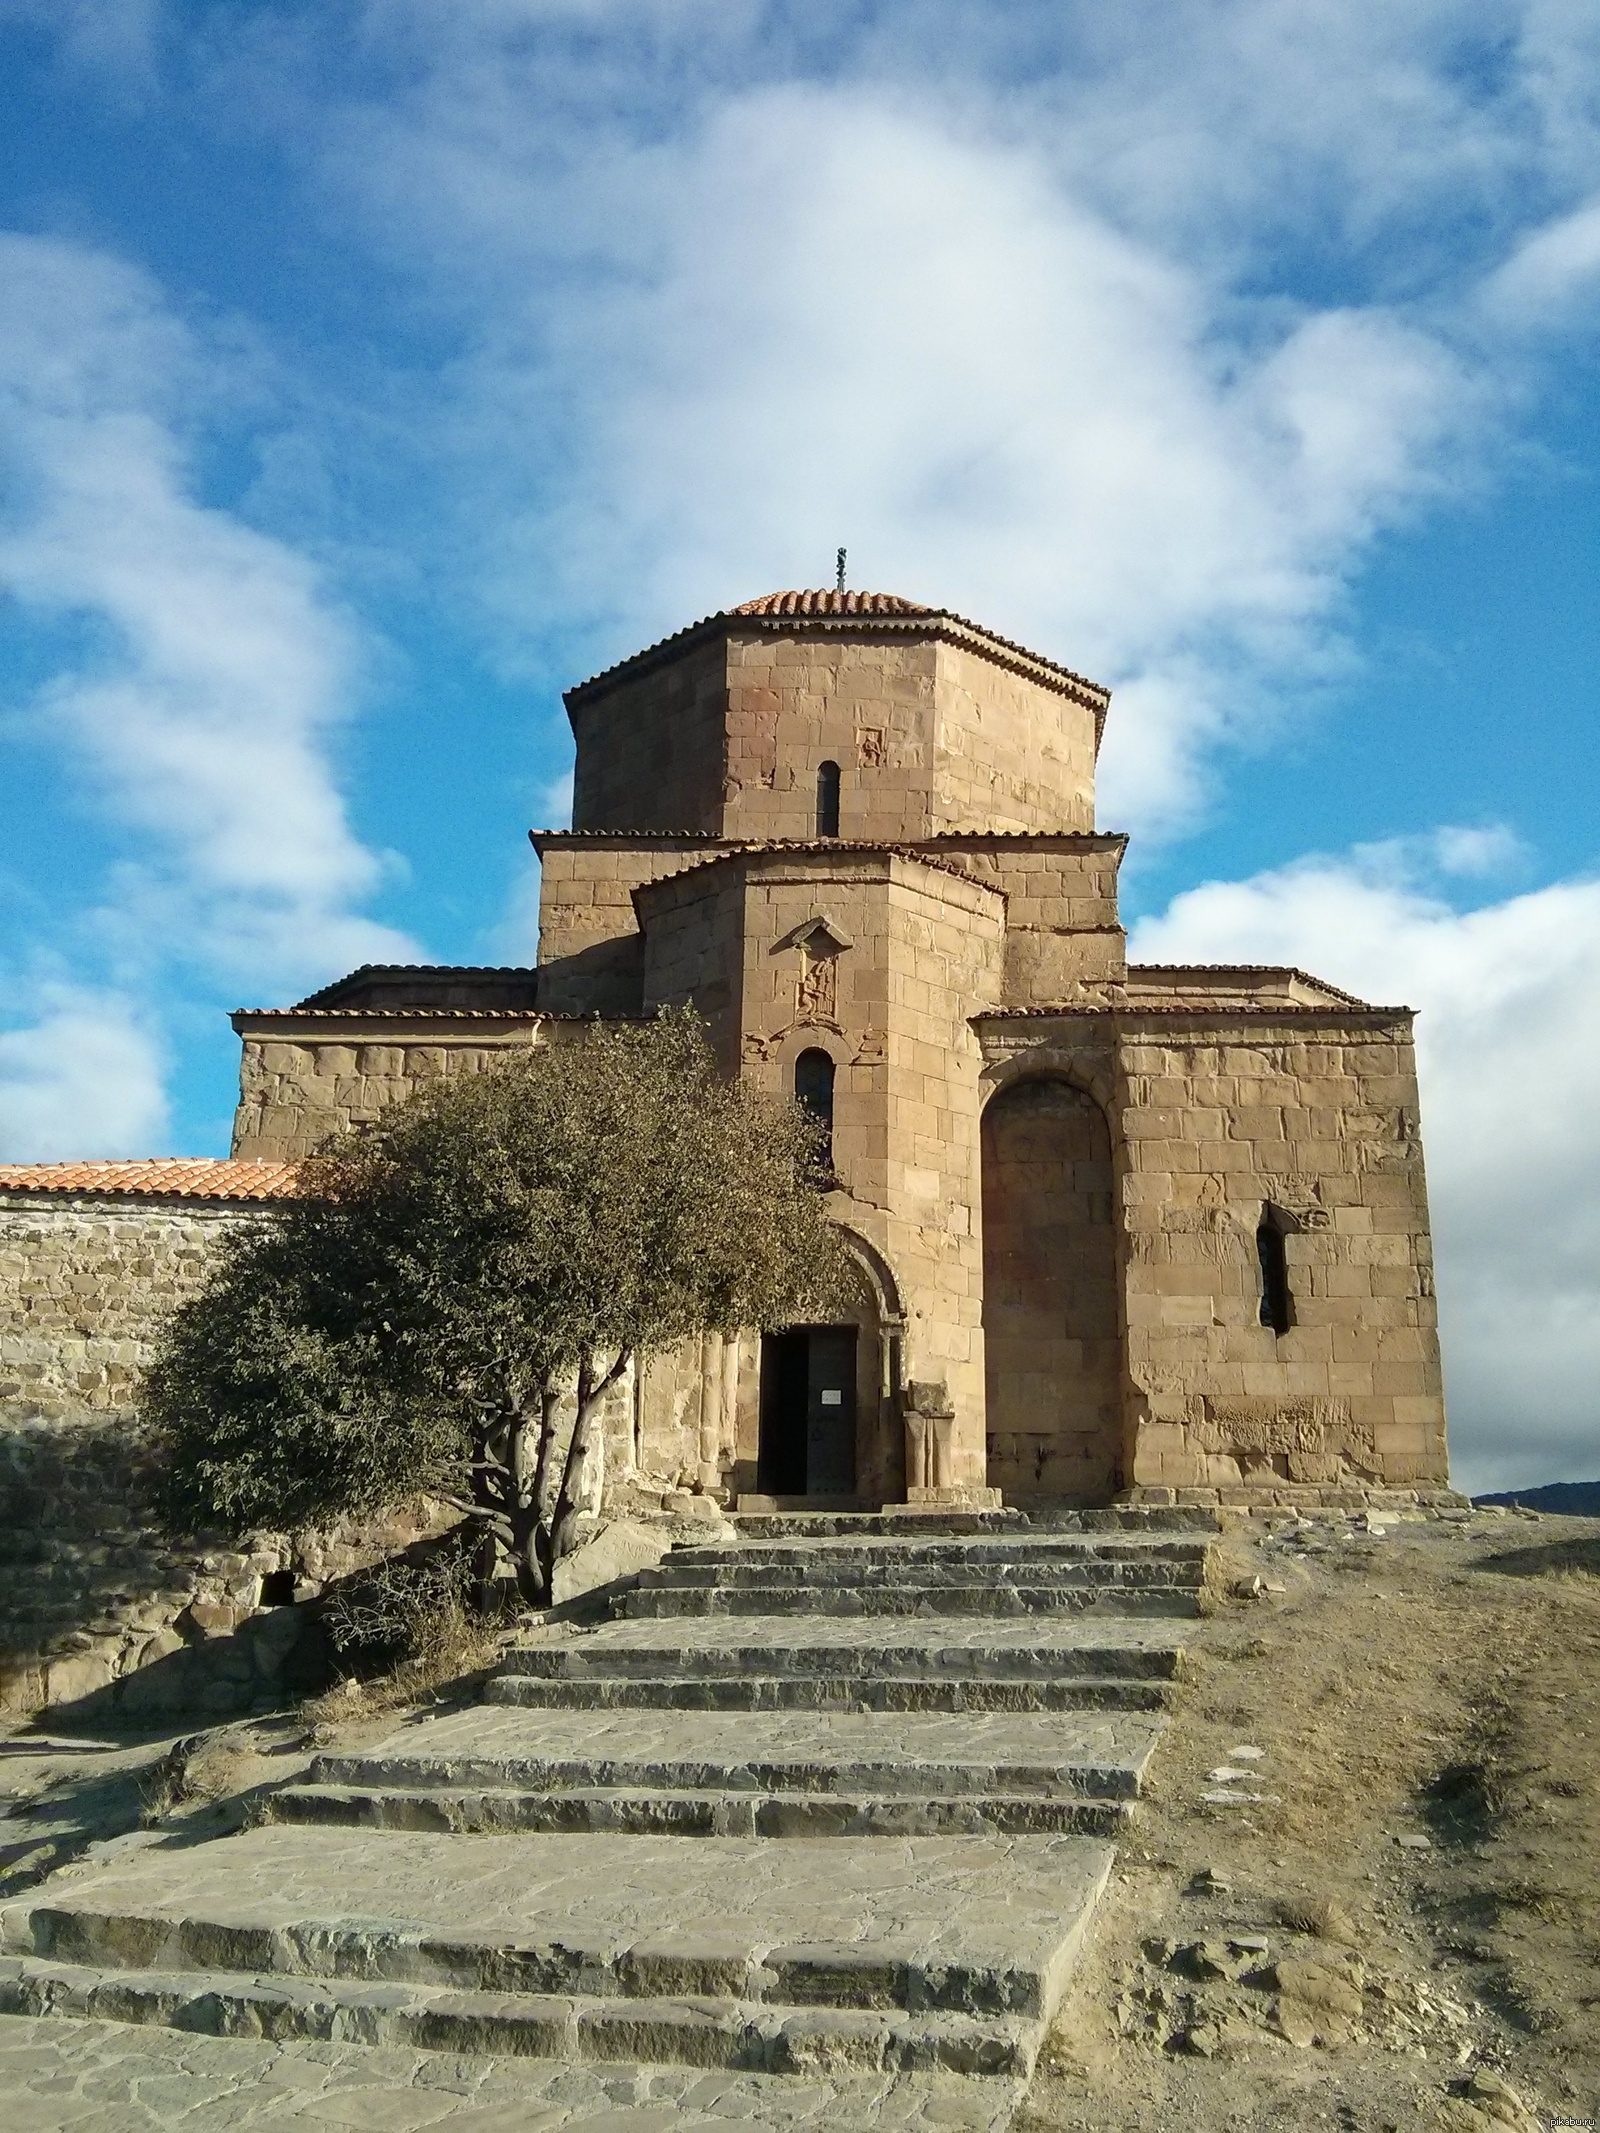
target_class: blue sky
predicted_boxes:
[1,1,1597,1492]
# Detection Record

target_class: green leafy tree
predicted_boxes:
[148,1012,846,1602]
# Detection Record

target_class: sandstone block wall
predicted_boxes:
[533,836,721,1013]
[1116,1013,1447,1496]
[982,1079,1122,1507]
[929,638,1098,834]
[570,633,730,833]
[231,1016,582,1160]
[564,622,1104,852]
[934,834,1128,1007]
[720,631,940,843]
[976,1005,1448,1504]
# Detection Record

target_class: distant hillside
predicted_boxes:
[1474,1480,1600,1516]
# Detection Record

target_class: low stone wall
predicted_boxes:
[0,1187,467,1720]
[0,1411,457,1719]
[0,1192,259,1427]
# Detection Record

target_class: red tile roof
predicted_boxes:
[0,1159,300,1201]
[731,590,933,618]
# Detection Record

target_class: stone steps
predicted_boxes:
[660,1537,1213,1568]
[0,1824,1113,2082]
[729,1508,1218,1538]
[304,1706,1163,1798]
[0,1517,1212,2116]
[487,1612,1188,1714]
[262,1782,1130,1839]
[0,1956,1036,2076]
[620,1531,1208,1621]
[259,1705,1155,1842]
[623,1583,1199,1620]
[485,1673,1173,1713]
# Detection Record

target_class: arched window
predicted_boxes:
[816,760,841,838]
[1257,1207,1294,1336]
[794,1048,836,1176]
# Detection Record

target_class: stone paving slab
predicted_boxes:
[265,1783,1128,1841]
[665,1537,1210,1563]
[622,1586,1194,1621]
[0,1956,1035,2076]
[0,2014,1022,2129]
[503,1616,1190,1660]
[316,1707,1163,1795]
[2,1828,1111,2009]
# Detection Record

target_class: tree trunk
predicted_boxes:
[517,1378,560,1605]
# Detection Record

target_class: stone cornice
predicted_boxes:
[562,606,1111,727]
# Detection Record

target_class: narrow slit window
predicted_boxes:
[816,760,841,838]
[1257,1209,1294,1336]
[794,1048,836,1177]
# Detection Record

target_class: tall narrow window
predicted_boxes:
[816,760,841,838]
[794,1048,836,1177]
[1257,1208,1293,1336]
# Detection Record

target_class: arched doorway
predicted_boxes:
[754,1239,902,1507]
[981,1078,1121,1506]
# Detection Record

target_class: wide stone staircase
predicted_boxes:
[0,1510,1216,2127]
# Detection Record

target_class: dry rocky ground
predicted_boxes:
[1021,1508,1600,2133]
[0,1506,1595,2130]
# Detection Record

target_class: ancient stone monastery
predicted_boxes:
[2,589,1451,1515]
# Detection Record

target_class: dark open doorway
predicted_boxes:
[758,1326,858,1501]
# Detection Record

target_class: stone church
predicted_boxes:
[220,589,1450,1514]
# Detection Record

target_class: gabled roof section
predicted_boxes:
[1125,963,1375,1009]
[0,1159,300,1201]
[294,964,540,1011]
[564,590,1111,722]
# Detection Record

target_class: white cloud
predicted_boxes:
[0,991,168,1160]
[0,234,419,1147]
[1481,195,1600,323]
[0,237,412,969]
[1131,842,1600,1493]
[327,78,1481,838]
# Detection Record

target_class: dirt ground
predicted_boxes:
[1019,1507,1600,2133]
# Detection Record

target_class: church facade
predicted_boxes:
[230,590,1450,1512]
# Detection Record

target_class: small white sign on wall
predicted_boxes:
[819,1389,843,1407]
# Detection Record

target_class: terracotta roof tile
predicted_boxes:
[0,1159,301,1201]
[730,590,934,618]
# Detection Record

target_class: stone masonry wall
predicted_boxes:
[231,1016,588,1160]
[0,1190,466,1717]
[975,1007,1451,1507]
[533,836,721,1014]
[570,634,731,834]
[929,638,1098,836]
[0,1195,261,1426]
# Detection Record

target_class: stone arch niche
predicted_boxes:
[980,1076,1122,1507]
[751,1230,905,1509]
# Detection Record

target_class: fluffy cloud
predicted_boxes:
[1482,195,1600,324]
[0,234,417,1156]
[1131,842,1600,1493]
[319,72,1482,838]
[0,990,168,1161]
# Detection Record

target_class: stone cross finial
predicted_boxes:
[835,547,846,592]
